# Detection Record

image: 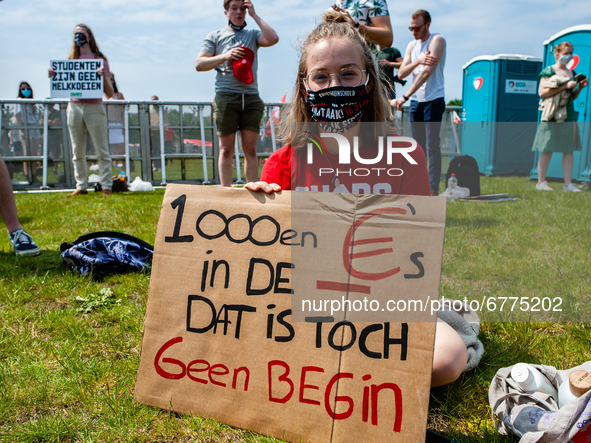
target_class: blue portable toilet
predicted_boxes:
[462,54,542,175]
[530,25,591,183]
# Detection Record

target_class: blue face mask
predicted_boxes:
[21,88,32,98]
[74,33,88,47]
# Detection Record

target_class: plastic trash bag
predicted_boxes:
[129,176,154,192]
[439,186,470,201]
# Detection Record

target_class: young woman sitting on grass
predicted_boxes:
[245,11,471,387]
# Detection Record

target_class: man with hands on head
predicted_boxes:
[195,0,279,187]
[394,10,446,196]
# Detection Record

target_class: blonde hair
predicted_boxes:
[278,11,395,149]
[554,41,573,58]
[68,24,108,61]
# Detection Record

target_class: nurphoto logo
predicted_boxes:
[306,133,418,166]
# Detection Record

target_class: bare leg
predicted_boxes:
[239,129,260,183]
[432,320,468,387]
[562,152,574,185]
[537,152,552,183]
[218,133,237,187]
[0,157,22,233]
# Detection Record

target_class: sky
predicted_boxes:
[2,0,591,104]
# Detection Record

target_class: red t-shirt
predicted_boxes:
[261,136,431,197]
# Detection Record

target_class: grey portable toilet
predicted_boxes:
[462,54,542,175]
[530,25,591,183]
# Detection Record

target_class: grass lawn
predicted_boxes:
[0,177,590,442]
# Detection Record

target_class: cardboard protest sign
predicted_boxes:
[49,60,104,99]
[135,185,447,442]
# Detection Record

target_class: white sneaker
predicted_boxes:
[563,183,582,192]
[535,181,553,191]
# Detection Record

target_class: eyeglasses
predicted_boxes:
[303,66,368,91]
[20,87,31,91]
[409,24,426,32]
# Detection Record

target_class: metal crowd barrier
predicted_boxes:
[398,105,463,156]
[398,105,463,180]
[0,100,462,190]
[0,99,285,190]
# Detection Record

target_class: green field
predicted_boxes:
[1,177,590,442]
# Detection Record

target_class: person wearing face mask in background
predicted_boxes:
[1,88,42,254]
[48,24,114,196]
[14,82,42,181]
[245,11,476,388]
[195,0,279,187]
[532,41,589,192]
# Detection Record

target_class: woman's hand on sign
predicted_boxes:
[566,80,577,90]
[225,47,245,62]
[579,78,589,89]
[244,181,282,193]
[48,68,56,78]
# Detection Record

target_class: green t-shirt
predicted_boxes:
[376,47,402,84]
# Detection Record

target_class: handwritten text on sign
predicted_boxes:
[49,60,104,99]
[135,186,445,442]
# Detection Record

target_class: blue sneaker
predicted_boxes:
[9,229,40,256]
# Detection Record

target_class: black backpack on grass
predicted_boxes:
[445,155,480,196]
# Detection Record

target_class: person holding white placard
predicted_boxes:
[48,24,114,196]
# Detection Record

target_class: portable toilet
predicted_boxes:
[462,54,542,175]
[530,25,591,183]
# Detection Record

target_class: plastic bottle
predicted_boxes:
[448,173,458,189]
[510,363,558,400]
[558,370,591,408]
[446,174,459,201]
